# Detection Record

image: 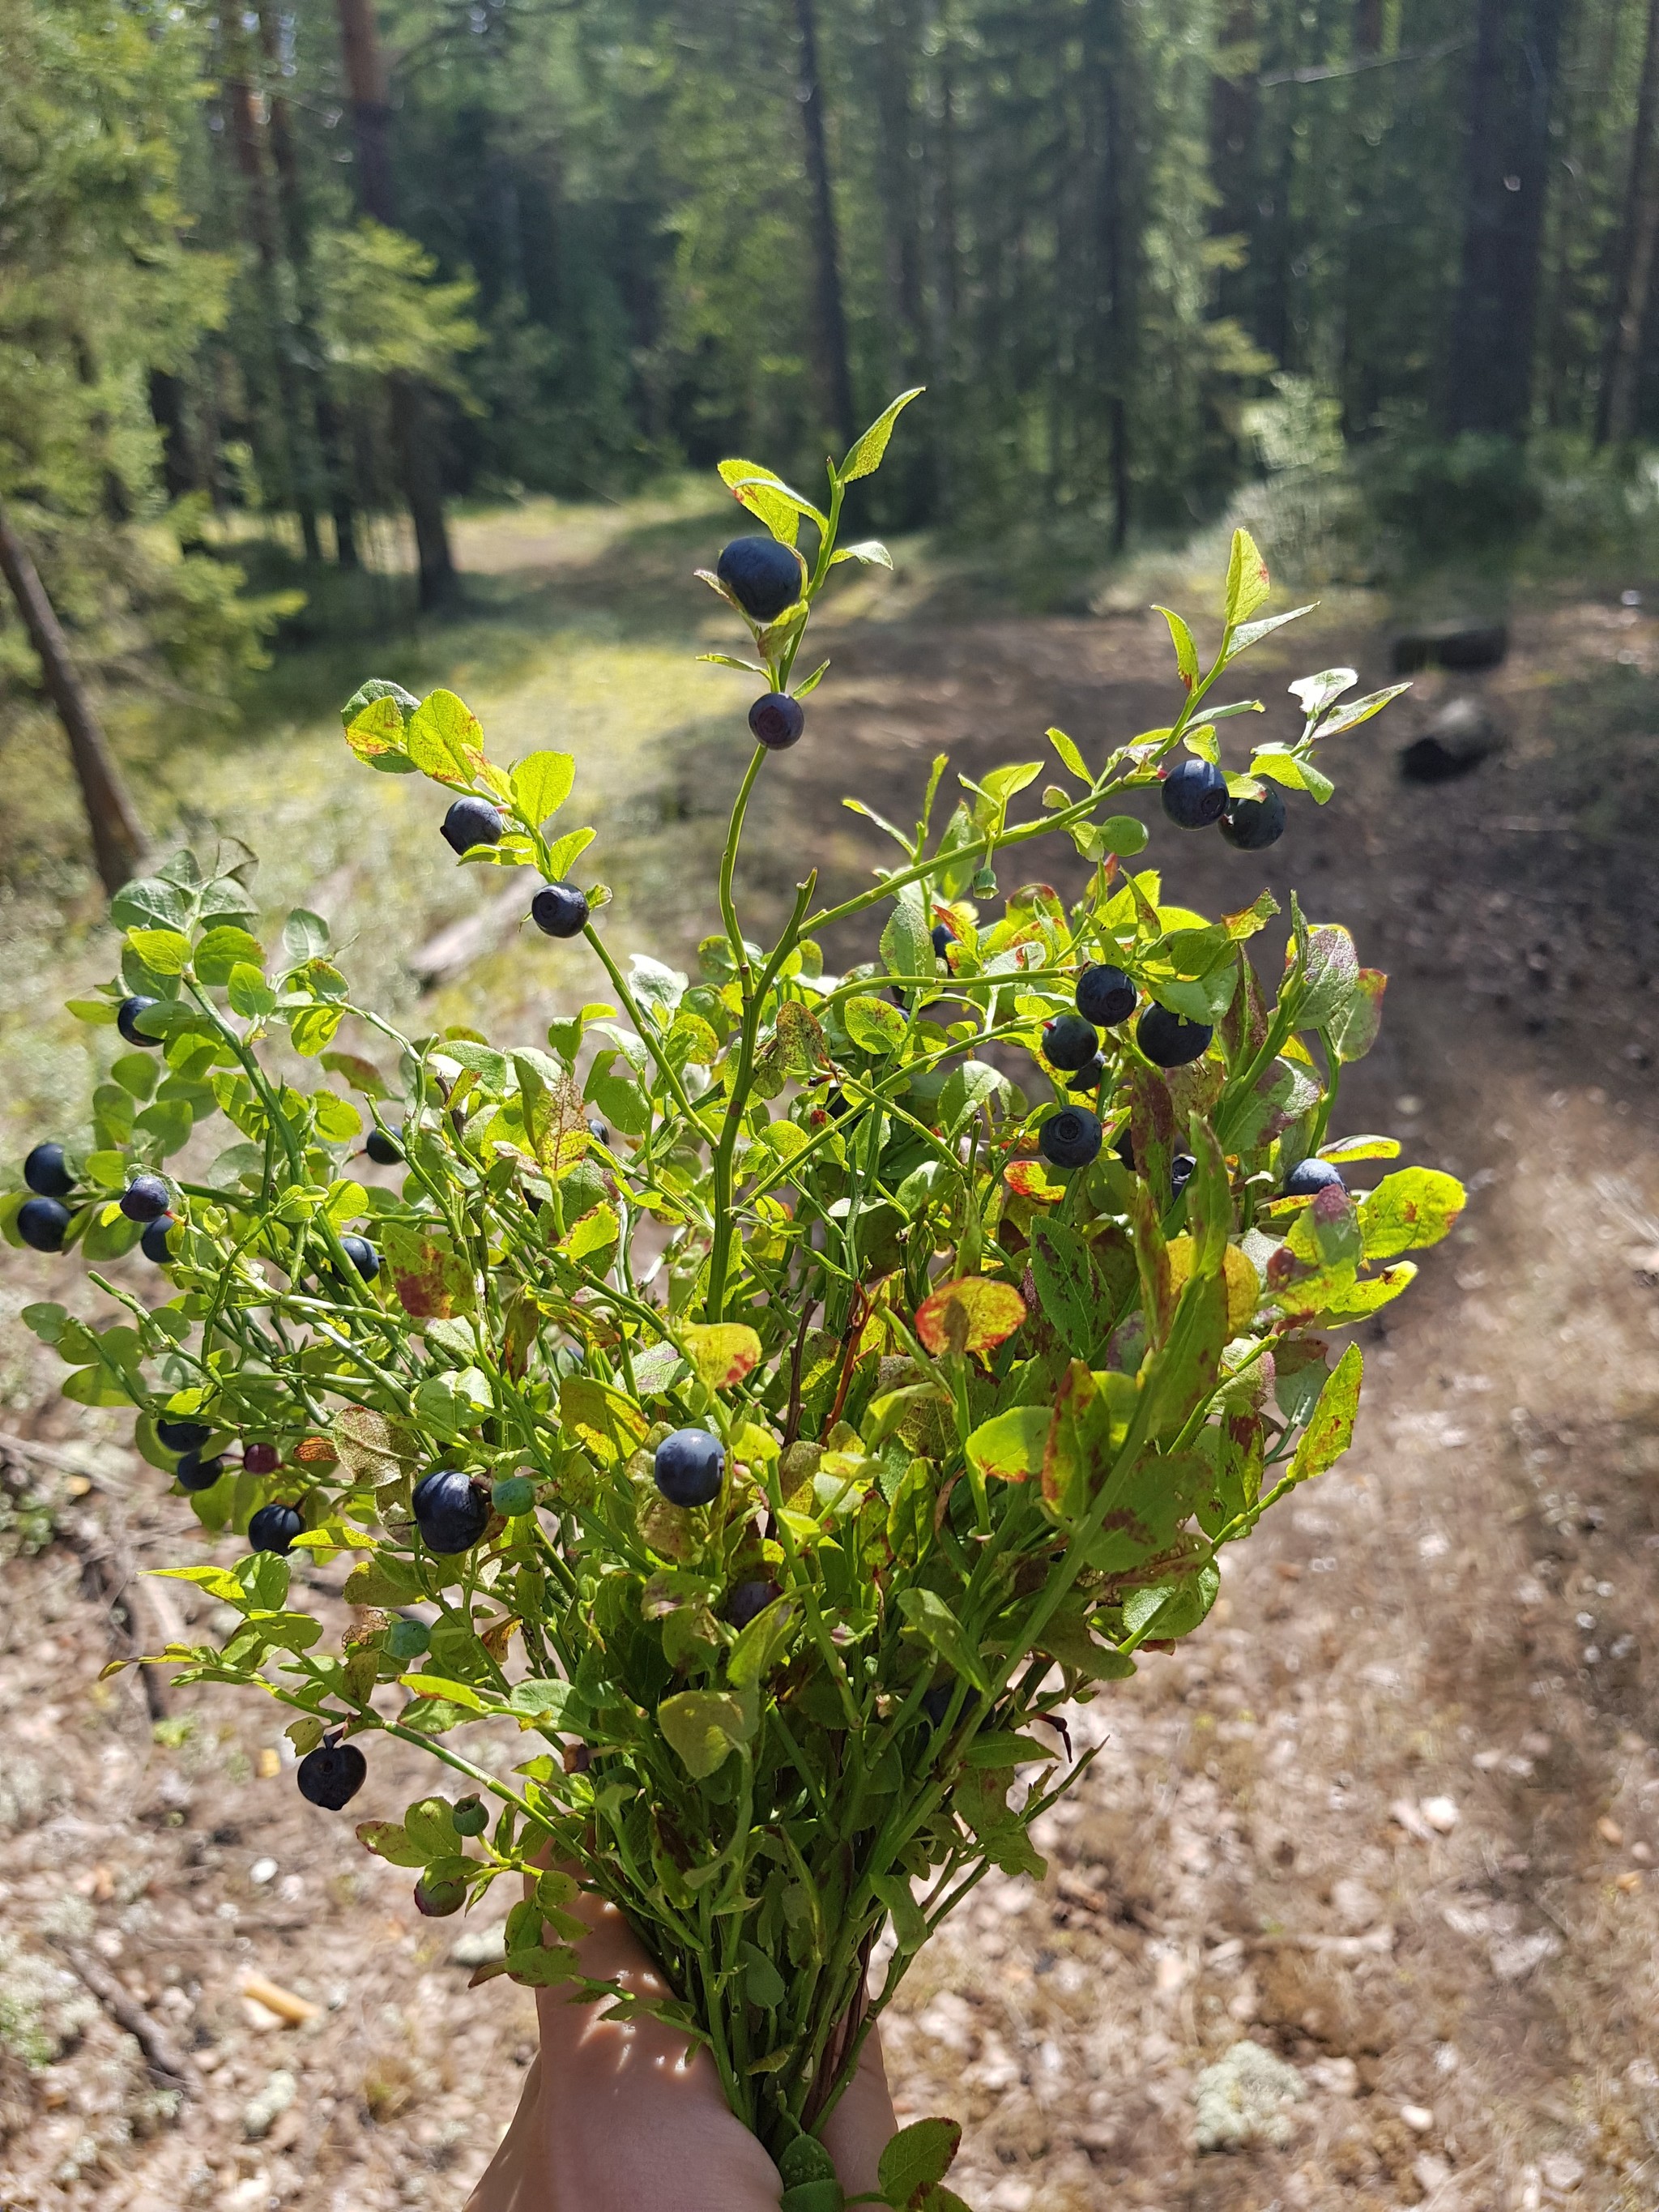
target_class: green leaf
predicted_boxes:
[727,1595,800,1691]
[1047,727,1089,779]
[406,690,488,787]
[313,1091,363,1143]
[110,876,190,934]
[1327,968,1386,1063]
[741,1941,787,2009]
[228,964,278,1020]
[1154,606,1200,690]
[1289,667,1356,720]
[1293,924,1359,1031]
[717,458,826,536]
[1315,682,1411,737]
[284,909,330,963]
[871,1873,926,1953]
[507,1679,587,1729]
[1028,1219,1102,1361]
[830,539,893,569]
[1124,1561,1220,1641]
[128,928,192,976]
[1222,603,1317,662]
[356,1821,429,1868]
[400,1674,490,1715]
[513,749,576,827]
[880,883,933,984]
[657,1689,753,1779]
[838,387,924,484]
[194,927,264,986]
[845,994,909,1053]
[382,1223,475,1321]
[289,1004,343,1057]
[680,1323,761,1390]
[1354,1168,1465,1260]
[895,1589,990,1695]
[1287,1341,1363,1484]
[1249,745,1334,803]
[877,2117,962,2208]
[1222,527,1270,629]
[966,1404,1050,1484]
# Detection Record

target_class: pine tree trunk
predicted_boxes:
[223,15,322,562]
[0,504,147,895]
[1445,0,1569,438]
[333,0,457,609]
[1597,0,1659,443]
[792,0,857,449]
[1090,0,1135,550]
[258,2,360,565]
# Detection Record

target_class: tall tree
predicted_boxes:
[334,0,457,608]
[792,0,857,447]
[1445,0,1571,438]
[1597,0,1659,442]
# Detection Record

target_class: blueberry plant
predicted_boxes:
[3,391,1462,2205]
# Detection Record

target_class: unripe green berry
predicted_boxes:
[450,1795,488,1836]
[493,1474,536,1518]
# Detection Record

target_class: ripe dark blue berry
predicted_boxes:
[17,1197,70,1252]
[531,882,590,939]
[339,1234,380,1280]
[931,923,953,958]
[176,1451,225,1493]
[1068,1057,1106,1093]
[1171,1153,1196,1198]
[1282,1155,1345,1200]
[586,1117,609,1145]
[1161,757,1229,829]
[1040,1105,1103,1170]
[716,536,804,623]
[119,1173,170,1223]
[23,1144,72,1198]
[451,1795,488,1836]
[140,1215,176,1265]
[248,1501,304,1555]
[244,1443,282,1476]
[157,1418,210,1453]
[412,1468,492,1555]
[1043,1013,1099,1072]
[921,1682,980,1728]
[725,1578,781,1629]
[441,796,503,855]
[748,692,804,749]
[1137,1006,1213,1068]
[653,1428,725,1508]
[297,1740,366,1811]
[116,996,163,1048]
[1076,963,1137,1027]
[365,1127,402,1166]
[1219,783,1286,850]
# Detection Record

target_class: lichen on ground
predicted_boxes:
[1193,2039,1307,2151]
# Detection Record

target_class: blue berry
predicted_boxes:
[716,536,804,623]
[1161,758,1228,829]
[116,996,163,1048]
[23,1144,72,1198]
[1068,1057,1106,1093]
[1171,1153,1196,1198]
[249,1501,304,1555]
[1043,1013,1099,1072]
[748,693,804,749]
[441,796,503,855]
[176,1451,225,1493]
[1076,964,1137,1027]
[1137,1006,1213,1068]
[365,1127,402,1166]
[1040,1105,1103,1170]
[531,882,589,939]
[1219,784,1286,850]
[931,923,953,958]
[414,1874,467,1918]
[119,1173,170,1223]
[653,1428,725,1508]
[297,1740,366,1811]
[586,1117,609,1145]
[140,1215,176,1265]
[17,1197,70,1252]
[1282,1156,1345,1200]
[412,1469,492,1555]
[339,1235,379,1280]
[725,1578,781,1629]
[156,1418,210,1453]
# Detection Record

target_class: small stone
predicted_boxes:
[1401,2103,1435,2132]
[1414,2152,1452,2195]
[1330,1877,1383,1932]
[1632,1843,1653,1865]
[1194,2040,1305,2152]
[1539,2152,1584,2193]
[1597,1817,1623,1846]
[448,1923,506,1967]
[242,2069,297,2139]
[1420,1796,1460,1833]
[1305,2056,1358,2096]
[249,1857,278,1885]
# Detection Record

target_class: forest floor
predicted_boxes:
[4,494,1659,2210]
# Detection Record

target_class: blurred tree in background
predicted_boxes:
[6,0,1659,698]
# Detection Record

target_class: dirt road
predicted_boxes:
[3,513,1659,2208]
